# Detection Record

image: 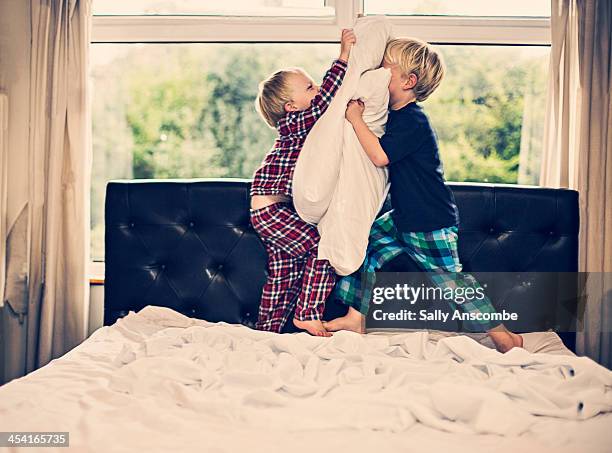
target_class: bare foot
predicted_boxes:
[322,307,365,334]
[488,325,523,353]
[293,318,332,337]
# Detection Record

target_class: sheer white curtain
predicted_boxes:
[540,0,611,367]
[22,0,93,373]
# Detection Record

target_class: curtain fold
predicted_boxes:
[540,0,611,367]
[0,93,7,309]
[23,0,92,372]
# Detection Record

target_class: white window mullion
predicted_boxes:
[333,0,361,27]
[92,15,549,45]
[388,17,550,45]
[92,16,343,42]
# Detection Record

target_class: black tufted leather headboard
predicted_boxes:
[104,179,579,350]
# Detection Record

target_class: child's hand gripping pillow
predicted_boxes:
[292,16,393,224]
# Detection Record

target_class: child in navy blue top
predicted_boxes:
[325,38,523,353]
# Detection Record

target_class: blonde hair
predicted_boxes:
[255,68,300,128]
[383,38,445,102]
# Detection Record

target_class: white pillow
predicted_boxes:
[316,67,391,275]
[292,16,393,224]
[352,67,391,137]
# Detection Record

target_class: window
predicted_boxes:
[424,46,548,185]
[90,1,551,265]
[90,43,337,261]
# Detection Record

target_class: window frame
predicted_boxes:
[91,0,551,45]
[89,0,551,276]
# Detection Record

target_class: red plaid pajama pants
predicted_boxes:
[250,201,337,333]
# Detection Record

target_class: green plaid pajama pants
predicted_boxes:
[333,211,501,332]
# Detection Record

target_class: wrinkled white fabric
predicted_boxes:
[316,67,391,275]
[292,16,393,275]
[292,16,392,222]
[1,306,611,453]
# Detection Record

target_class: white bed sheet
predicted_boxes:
[0,306,610,453]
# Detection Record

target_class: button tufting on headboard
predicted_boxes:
[104,179,580,350]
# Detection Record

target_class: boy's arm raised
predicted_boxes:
[279,29,354,136]
[280,59,348,137]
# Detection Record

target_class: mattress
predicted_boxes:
[0,306,610,453]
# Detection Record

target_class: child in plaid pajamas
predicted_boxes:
[249,29,356,337]
[324,38,524,353]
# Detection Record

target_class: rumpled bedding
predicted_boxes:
[109,310,611,433]
[292,16,393,275]
[1,306,610,453]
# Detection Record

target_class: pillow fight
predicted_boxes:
[249,17,523,353]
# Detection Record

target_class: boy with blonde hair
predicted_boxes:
[250,29,356,337]
[325,38,524,353]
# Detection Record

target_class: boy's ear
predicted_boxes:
[401,73,418,90]
[284,102,297,112]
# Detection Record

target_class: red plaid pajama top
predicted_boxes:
[250,59,348,198]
